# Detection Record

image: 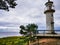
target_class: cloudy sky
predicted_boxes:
[0,0,60,37]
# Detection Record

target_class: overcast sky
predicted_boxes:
[0,0,60,33]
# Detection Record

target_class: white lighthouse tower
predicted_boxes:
[44,0,55,34]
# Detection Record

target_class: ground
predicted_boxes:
[30,38,60,45]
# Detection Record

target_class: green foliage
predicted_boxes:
[19,24,38,45]
[0,0,17,11]
[19,24,38,36]
[0,36,28,45]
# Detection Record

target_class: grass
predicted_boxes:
[0,36,28,45]
[1,36,60,45]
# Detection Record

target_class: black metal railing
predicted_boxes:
[35,30,60,34]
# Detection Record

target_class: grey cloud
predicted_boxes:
[53,0,60,10]
[0,0,60,33]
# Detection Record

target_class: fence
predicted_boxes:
[33,30,60,37]
[35,30,60,34]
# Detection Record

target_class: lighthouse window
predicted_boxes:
[51,14,53,17]
[51,22,54,24]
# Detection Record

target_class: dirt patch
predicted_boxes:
[30,38,60,45]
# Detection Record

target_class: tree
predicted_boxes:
[19,24,38,45]
[19,24,38,37]
[0,0,17,11]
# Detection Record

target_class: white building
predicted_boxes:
[44,0,55,34]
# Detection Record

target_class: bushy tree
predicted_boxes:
[19,24,38,45]
[19,24,38,37]
[0,0,17,11]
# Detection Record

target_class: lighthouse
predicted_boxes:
[30,0,60,45]
[44,0,55,34]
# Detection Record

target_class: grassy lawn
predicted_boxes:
[0,36,28,45]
